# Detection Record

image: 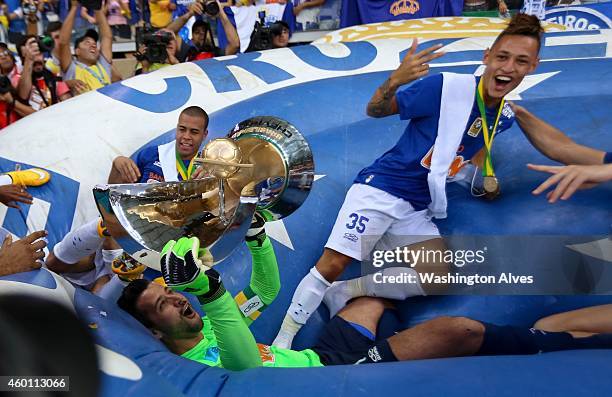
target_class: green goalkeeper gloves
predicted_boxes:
[160,237,225,303]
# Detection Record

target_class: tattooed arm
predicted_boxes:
[366,78,400,118]
[367,39,445,118]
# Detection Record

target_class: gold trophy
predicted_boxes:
[94,116,314,269]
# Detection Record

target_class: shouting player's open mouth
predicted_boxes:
[182,302,196,319]
[493,75,513,93]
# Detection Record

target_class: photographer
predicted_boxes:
[58,0,113,91]
[15,35,71,110]
[165,0,239,58]
[134,28,179,74]
[246,19,289,52]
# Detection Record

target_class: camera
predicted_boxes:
[0,75,12,95]
[37,35,54,53]
[202,0,220,16]
[247,11,273,52]
[136,30,173,64]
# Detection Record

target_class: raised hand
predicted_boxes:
[112,156,141,183]
[390,38,445,87]
[528,163,612,203]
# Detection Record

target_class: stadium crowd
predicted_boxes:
[1,0,588,129]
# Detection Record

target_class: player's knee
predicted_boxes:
[343,296,386,313]
[533,316,561,332]
[337,297,385,330]
[447,316,485,342]
[316,249,352,281]
[430,316,484,343]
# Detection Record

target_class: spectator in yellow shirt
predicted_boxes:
[149,0,176,28]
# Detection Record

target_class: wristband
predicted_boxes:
[604,152,612,164]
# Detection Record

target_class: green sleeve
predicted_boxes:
[199,291,262,371]
[233,237,281,325]
[247,236,280,306]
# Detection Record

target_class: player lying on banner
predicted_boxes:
[113,228,612,369]
[273,13,610,348]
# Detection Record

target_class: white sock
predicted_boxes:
[53,218,103,265]
[323,267,425,318]
[96,275,128,301]
[272,267,331,349]
[0,175,13,186]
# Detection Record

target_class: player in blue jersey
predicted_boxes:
[108,106,210,184]
[273,14,609,348]
[45,106,211,290]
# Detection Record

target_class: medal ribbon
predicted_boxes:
[77,61,109,86]
[476,78,505,177]
[175,151,196,181]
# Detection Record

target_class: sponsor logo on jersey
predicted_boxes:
[239,295,264,316]
[146,172,165,183]
[365,174,375,184]
[257,344,276,365]
[467,118,482,137]
[420,145,468,178]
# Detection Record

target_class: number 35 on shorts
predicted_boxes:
[346,213,369,234]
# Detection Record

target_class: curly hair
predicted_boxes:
[492,13,544,52]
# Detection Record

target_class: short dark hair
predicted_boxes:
[46,21,62,35]
[492,13,544,52]
[179,106,209,130]
[270,21,290,37]
[117,279,154,328]
[192,20,209,34]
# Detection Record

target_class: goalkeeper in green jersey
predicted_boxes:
[117,214,612,370]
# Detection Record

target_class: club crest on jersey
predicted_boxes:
[257,344,276,364]
[501,103,515,119]
[467,117,482,137]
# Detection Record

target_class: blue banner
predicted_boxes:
[340,0,463,28]
[545,2,612,30]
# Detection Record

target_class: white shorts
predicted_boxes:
[325,184,440,261]
[61,248,112,289]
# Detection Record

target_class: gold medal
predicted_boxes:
[483,176,500,200]
[475,79,505,201]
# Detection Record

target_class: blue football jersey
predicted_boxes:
[354,73,515,210]
[133,145,191,183]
